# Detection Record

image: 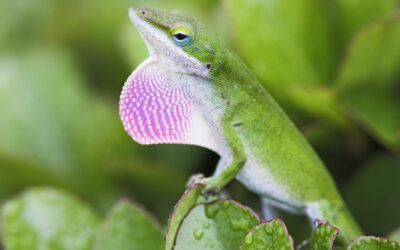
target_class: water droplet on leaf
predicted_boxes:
[193,228,204,240]
[204,203,220,218]
[244,233,253,244]
[264,225,273,234]
[320,227,326,236]
[223,200,230,208]
[231,218,249,231]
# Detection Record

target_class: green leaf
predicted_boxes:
[298,221,339,250]
[0,155,66,203]
[0,47,128,207]
[336,15,400,152]
[345,154,400,235]
[288,85,349,127]
[1,188,99,250]
[226,0,339,111]
[94,200,163,250]
[336,0,399,46]
[165,184,218,250]
[173,199,260,250]
[239,218,294,250]
[347,236,399,250]
[225,0,400,120]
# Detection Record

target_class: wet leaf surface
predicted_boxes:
[239,219,294,250]
[165,184,218,250]
[347,236,399,250]
[298,221,339,250]
[1,188,99,250]
[173,199,260,250]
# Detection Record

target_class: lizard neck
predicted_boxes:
[120,59,224,155]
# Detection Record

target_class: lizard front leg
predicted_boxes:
[191,119,246,193]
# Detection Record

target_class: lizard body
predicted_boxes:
[120,7,362,244]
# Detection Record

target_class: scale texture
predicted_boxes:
[119,66,194,144]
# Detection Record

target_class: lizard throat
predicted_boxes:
[119,65,194,144]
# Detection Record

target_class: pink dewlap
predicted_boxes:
[119,67,194,144]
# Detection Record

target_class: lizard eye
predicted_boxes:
[171,26,193,46]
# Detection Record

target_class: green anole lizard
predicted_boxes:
[119,7,362,244]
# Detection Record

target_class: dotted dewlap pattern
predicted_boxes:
[119,67,194,144]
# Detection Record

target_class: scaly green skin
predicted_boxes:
[207,47,361,244]
[128,7,362,244]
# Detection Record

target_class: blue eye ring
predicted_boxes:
[173,33,192,46]
[171,26,193,46]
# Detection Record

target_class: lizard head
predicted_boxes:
[129,7,221,78]
[120,7,222,147]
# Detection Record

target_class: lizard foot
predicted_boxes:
[186,173,205,188]
[201,178,222,195]
[186,174,221,196]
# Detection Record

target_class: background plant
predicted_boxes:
[0,0,399,249]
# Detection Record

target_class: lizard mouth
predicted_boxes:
[128,7,166,57]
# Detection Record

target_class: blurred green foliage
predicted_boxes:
[2,187,399,249]
[94,200,164,250]
[0,0,400,248]
[2,188,99,250]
